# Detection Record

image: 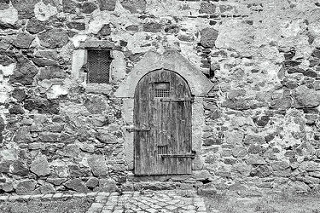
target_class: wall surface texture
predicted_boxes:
[1,0,320,195]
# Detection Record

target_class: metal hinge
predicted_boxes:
[126,127,151,132]
[159,154,195,159]
[159,97,194,102]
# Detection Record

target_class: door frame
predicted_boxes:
[114,50,213,173]
[133,69,193,175]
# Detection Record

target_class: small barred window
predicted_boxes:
[154,82,170,97]
[87,49,112,83]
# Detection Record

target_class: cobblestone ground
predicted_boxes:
[87,190,207,213]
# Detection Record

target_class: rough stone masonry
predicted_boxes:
[0,0,320,196]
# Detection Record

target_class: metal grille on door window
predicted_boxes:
[87,49,111,83]
[154,82,170,97]
[158,145,168,154]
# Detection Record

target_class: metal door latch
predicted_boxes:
[126,127,151,132]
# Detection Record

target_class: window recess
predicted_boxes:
[87,49,112,84]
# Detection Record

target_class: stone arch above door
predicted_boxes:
[115,50,213,98]
[117,50,213,171]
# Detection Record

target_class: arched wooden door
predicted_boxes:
[134,69,193,175]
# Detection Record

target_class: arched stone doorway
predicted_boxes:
[115,50,213,173]
[134,69,193,175]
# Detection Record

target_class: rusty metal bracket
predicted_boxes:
[159,97,194,102]
[159,154,195,159]
[126,127,151,132]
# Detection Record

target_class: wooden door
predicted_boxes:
[134,69,193,175]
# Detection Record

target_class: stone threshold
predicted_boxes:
[0,192,117,202]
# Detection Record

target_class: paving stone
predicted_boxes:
[90,203,104,211]
[85,190,207,213]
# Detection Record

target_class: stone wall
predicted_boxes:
[0,0,320,195]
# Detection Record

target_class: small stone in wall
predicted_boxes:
[11,0,39,19]
[12,88,26,102]
[1,182,14,192]
[232,146,247,158]
[67,22,85,30]
[121,0,146,13]
[64,178,88,193]
[13,126,32,143]
[62,0,78,13]
[222,99,256,110]
[125,25,139,32]
[98,24,111,37]
[224,158,238,165]
[84,96,107,114]
[38,66,66,80]
[24,98,59,114]
[178,34,194,42]
[0,20,18,30]
[200,28,218,48]
[269,97,291,110]
[81,2,97,14]
[312,48,320,59]
[0,117,4,132]
[199,2,216,14]
[26,18,46,34]
[303,176,320,185]
[98,0,116,11]
[0,54,15,66]
[32,57,58,67]
[88,155,108,177]
[86,177,99,189]
[252,115,270,127]
[227,89,246,99]
[245,154,266,165]
[47,178,67,186]
[96,130,117,144]
[270,161,290,171]
[219,5,233,13]
[0,161,10,173]
[225,131,244,145]
[38,28,69,48]
[248,144,262,154]
[11,160,29,176]
[204,154,217,164]
[203,138,222,146]
[30,155,51,177]
[15,179,36,195]
[34,1,58,21]
[8,104,25,115]
[243,134,266,145]
[0,0,10,10]
[250,165,272,178]
[143,22,163,33]
[9,60,38,85]
[294,85,320,108]
[39,183,55,194]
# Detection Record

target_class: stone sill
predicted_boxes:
[85,83,113,95]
